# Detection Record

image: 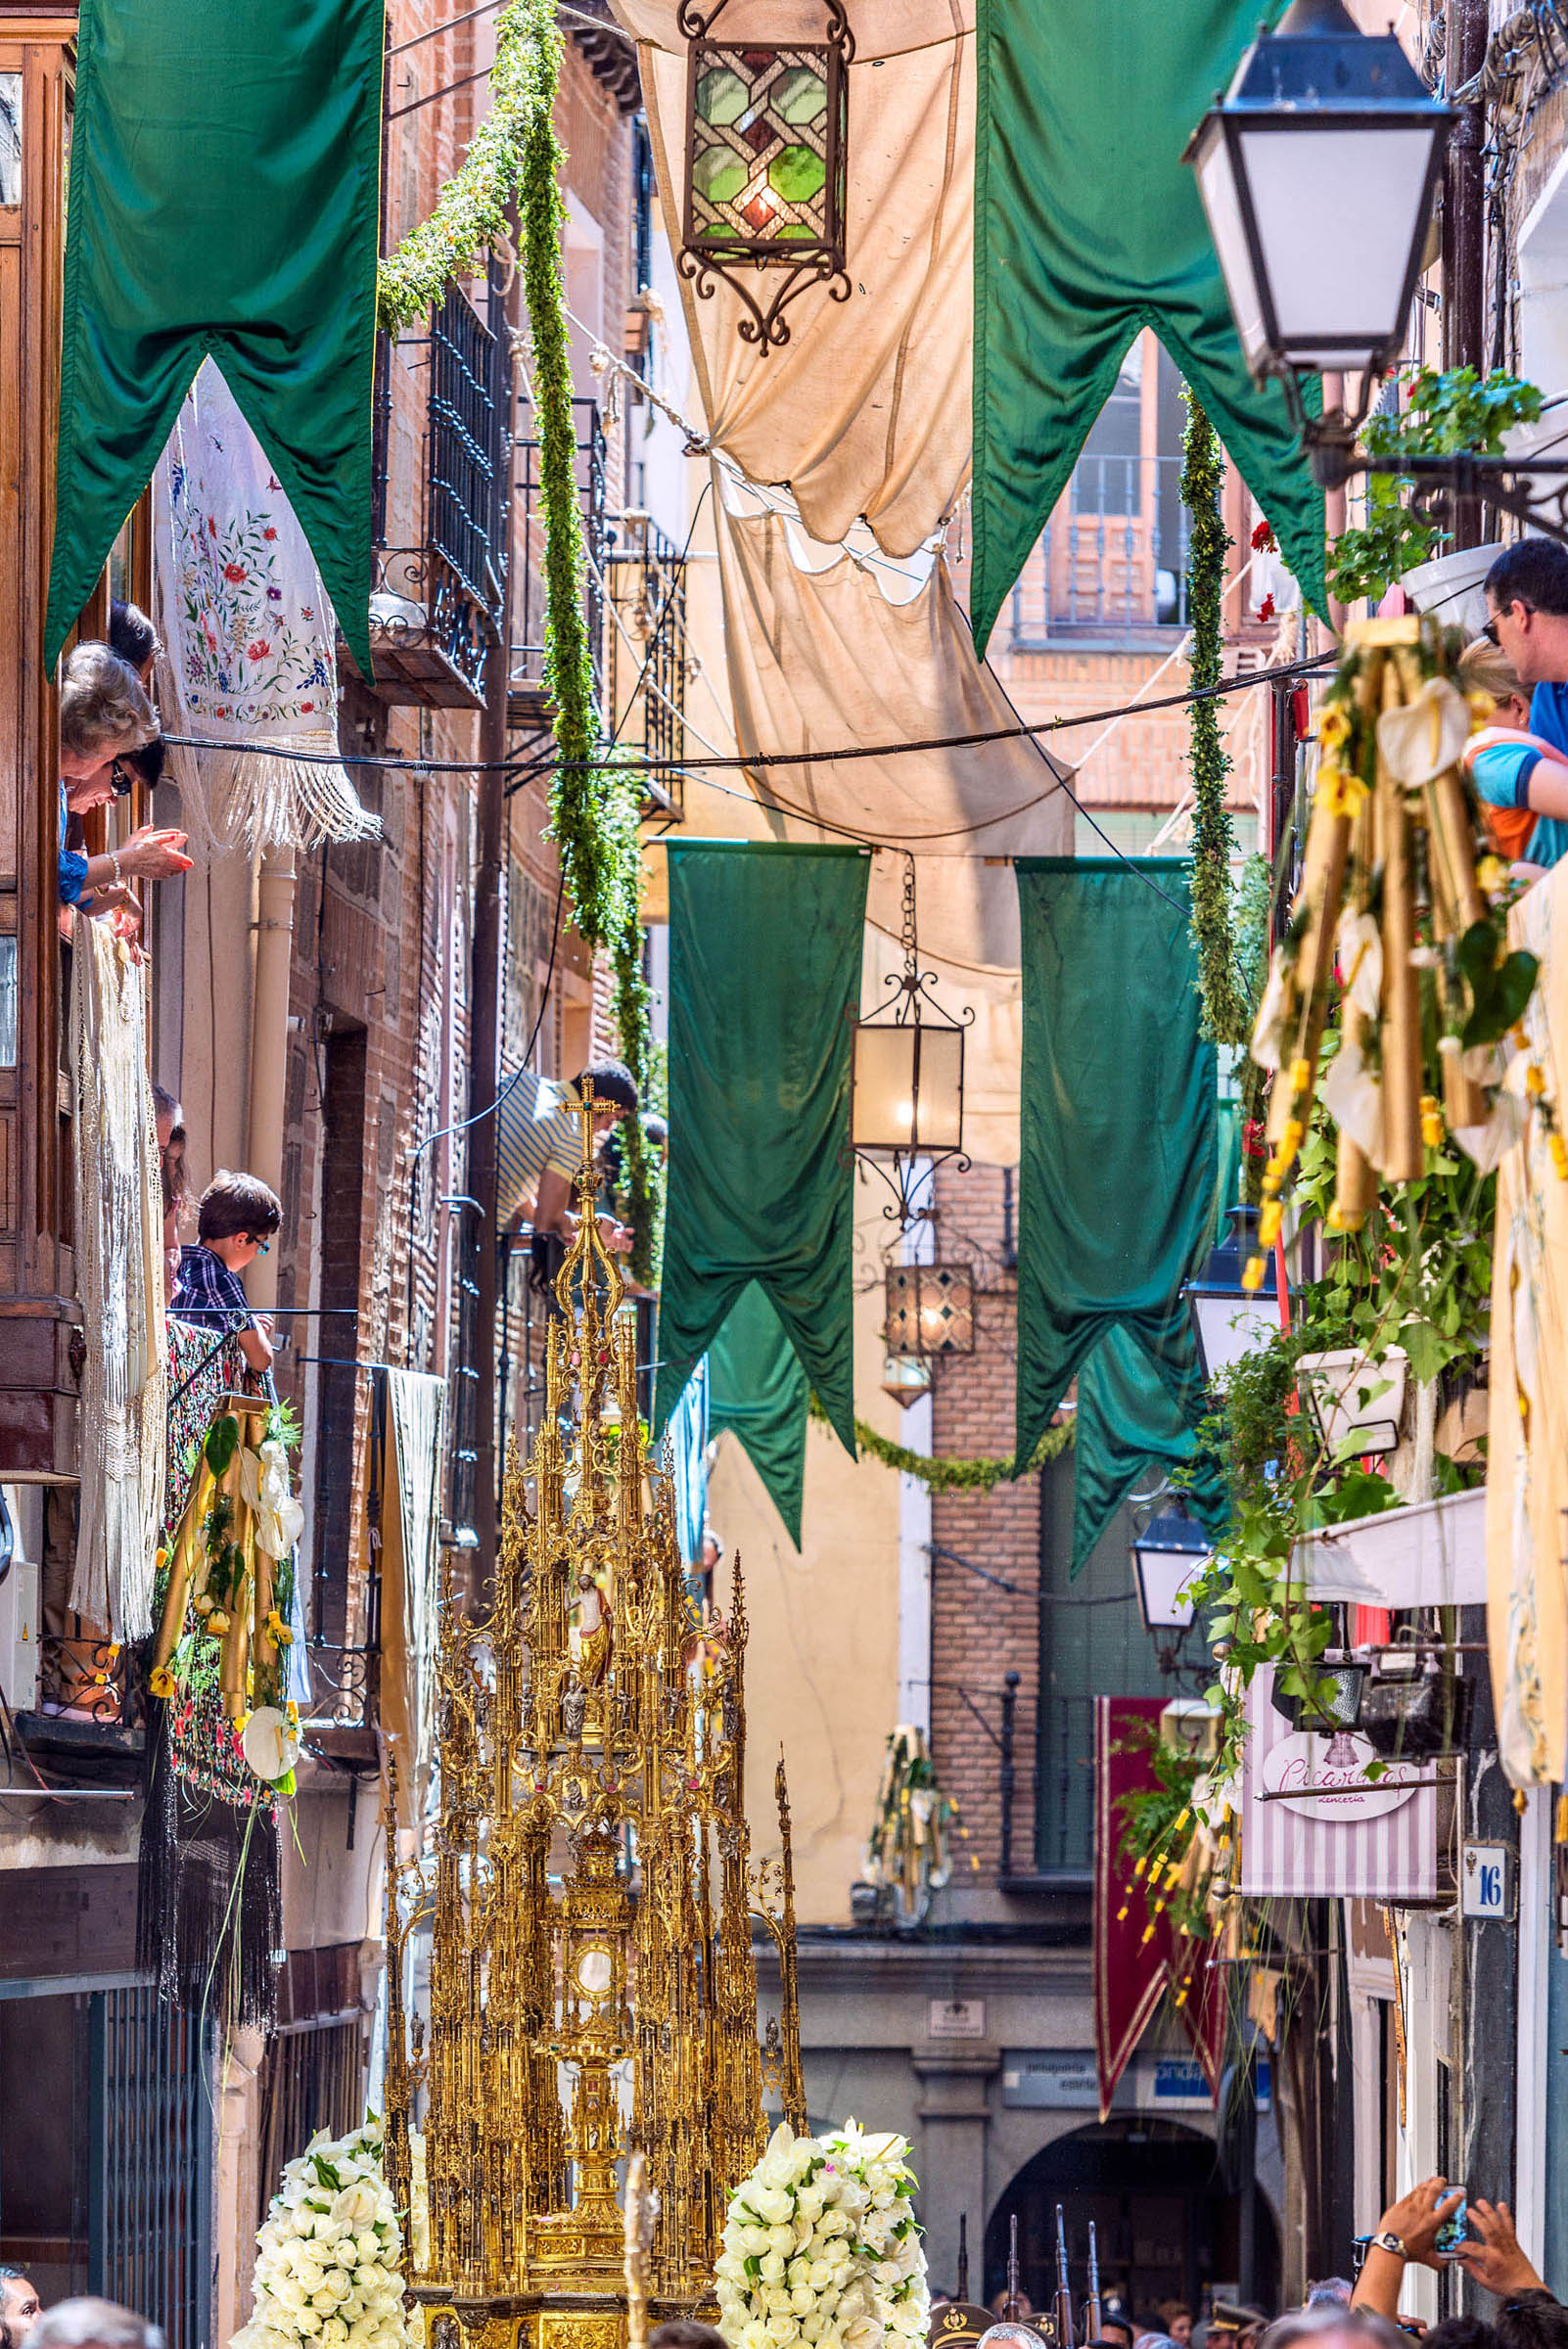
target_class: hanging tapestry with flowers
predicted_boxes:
[138,1390,306,2031]
[155,359,379,853]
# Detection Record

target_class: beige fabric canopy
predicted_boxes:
[615,0,973,553]
[640,475,1071,1162]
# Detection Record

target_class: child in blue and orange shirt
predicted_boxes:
[1457,635,1568,873]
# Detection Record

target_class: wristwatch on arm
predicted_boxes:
[1371,2234,1407,2260]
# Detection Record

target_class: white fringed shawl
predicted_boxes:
[153,358,380,853]
[69,917,167,1639]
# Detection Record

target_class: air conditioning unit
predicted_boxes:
[0,1484,43,1714]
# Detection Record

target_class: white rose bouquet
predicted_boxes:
[231,2117,414,2349]
[715,2125,884,2349]
[822,2127,928,2348]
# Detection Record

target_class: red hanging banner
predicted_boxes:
[1095,1694,1228,2116]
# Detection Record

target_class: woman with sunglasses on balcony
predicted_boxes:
[58,640,191,940]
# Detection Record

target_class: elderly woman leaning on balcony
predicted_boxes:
[58,641,191,944]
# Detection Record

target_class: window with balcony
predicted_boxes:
[510,395,608,730]
[1009,335,1192,645]
[363,280,506,709]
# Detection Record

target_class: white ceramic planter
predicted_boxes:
[1298,1345,1407,1458]
[1401,542,1504,639]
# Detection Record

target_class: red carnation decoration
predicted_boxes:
[1257,593,1276,624]
[1251,518,1277,552]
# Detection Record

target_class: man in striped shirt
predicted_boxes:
[495,1057,639,1250]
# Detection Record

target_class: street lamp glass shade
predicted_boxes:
[1186,0,1451,386]
[1183,1205,1284,1381]
[1236,124,1442,370]
[1131,1514,1209,1634]
[852,1020,964,1154]
[1188,1285,1280,1381]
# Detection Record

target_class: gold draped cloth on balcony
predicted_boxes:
[69,916,167,1641]
[611,0,974,554]
[1487,864,1568,1788]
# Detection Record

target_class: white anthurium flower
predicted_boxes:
[1335,907,1382,1021]
[1321,1027,1384,1165]
[1377,675,1471,787]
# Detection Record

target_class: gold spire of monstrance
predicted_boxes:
[383,1095,806,2349]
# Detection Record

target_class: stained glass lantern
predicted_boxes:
[884,1264,975,1359]
[680,1,853,351]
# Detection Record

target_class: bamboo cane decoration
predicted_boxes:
[1333,726,1381,1231]
[1376,659,1425,1182]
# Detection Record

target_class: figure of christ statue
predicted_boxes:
[574,1563,613,1687]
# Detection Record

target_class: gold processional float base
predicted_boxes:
[383,1104,806,2349]
[415,2293,722,2349]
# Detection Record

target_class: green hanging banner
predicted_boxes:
[970,0,1325,655]
[1015,858,1219,1569]
[653,841,869,1458]
[44,0,385,673]
[709,1282,810,1550]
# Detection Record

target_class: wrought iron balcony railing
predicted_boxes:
[606,510,689,817]
[361,281,507,709]
[509,395,607,729]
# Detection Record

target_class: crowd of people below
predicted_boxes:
[939,2185,1567,2349]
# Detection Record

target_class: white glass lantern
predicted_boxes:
[852,854,971,1228]
[1185,0,1451,395]
[1183,1206,1286,1383]
[1130,1511,1209,1635]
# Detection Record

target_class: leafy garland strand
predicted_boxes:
[807,1392,1074,1493]
[378,0,553,338]
[1181,392,1249,1047]
[379,3,659,1273]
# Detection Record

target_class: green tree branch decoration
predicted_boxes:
[1181,391,1250,1046]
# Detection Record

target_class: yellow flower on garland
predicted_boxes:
[1314,767,1367,820]
[207,1609,230,1636]
[264,1608,294,1647]
[1318,705,1352,751]
[149,1664,177,1701]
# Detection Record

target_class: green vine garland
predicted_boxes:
[807,1392,1074,1492]
[1181,393,1249,1047]
[380,2,659,1272]
[378,0,554,338]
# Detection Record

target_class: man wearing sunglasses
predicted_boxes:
[1485,539,1568,715]
[58,641,191,938]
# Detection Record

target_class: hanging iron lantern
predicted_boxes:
[883,1262,975,1359]
[678,0,853,352]
[851,856,971,1229]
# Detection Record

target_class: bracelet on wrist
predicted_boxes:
[109,848,123,887]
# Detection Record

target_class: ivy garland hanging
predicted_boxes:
[379,0,660,1276]
[1180,392,1250,1048]
[807,1393,1074,1493]
[378,0,555,338]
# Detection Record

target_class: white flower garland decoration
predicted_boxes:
[714,2124,928,2349]
[232,2118,413,2349]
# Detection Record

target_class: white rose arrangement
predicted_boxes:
[822,2127,928,2348]
[714,2124,928,2349]
[231,2117,414,2349]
